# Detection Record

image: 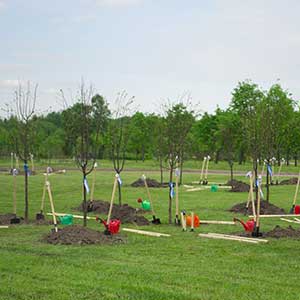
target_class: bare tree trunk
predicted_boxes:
[159,156,163,184]
[83,174,87,227]
[168,167,173,224]
[179,156,184,185]
[229,161,233,182]
[266,166,270,203]
[24,160,29,223]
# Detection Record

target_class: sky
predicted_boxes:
[0,0,299,117]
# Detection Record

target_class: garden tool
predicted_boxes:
[290,171,300,213]
[142,174,161,224]
[199,156,207,184]
[36,169,49,220]
[46,180,58,233]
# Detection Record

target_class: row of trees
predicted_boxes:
[0,80,299,223]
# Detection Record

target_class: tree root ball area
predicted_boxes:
[78,200,150,225]
[229,200,285,214]
[131,178,168,188]
[238,225,300,239]
[43,225,125,245]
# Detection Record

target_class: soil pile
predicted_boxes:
[227,180,250,192]
[264,225,300,239]
[229,200,286,215]
[78,200,150,226]
[280,177,298,185]
[0,213,23,225]
[131,178,167,188]
[44,225,125,245]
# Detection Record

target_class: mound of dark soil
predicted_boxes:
[78,200,150,226]
[227,180,250,192]
[0,213,23,225]
[229,200,286,215]
[280,177,298,185]
[264,225,300,239]
[43,225,125,245]
[131,178,167,188]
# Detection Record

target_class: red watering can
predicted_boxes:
[96,217,121,235]
[234,218,255,232]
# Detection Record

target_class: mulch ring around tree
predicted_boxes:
[227,180,250,192]
[229,200,286,215]
[280,177,298,185]
[78,200,150,226]
[0,213,23,225]
[264,225,300,239]
[0,213,53,225]
[131,178,168,188]
[43,225,125,245]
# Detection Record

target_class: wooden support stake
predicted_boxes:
[41,171,49,213]
[122,228,170,237]
[90,163,97,202]
[200,157,206,182]
[181,211,187,231]
[0,226,9,229]
[142,174,156,216]
[46,213,96,220]
[191,212,194,231]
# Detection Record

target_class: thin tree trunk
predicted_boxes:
[83,174,87,227]
[168,167,173,224]
[295,154,298,167]
[266,166,270,203]
[24,160,29,223]
[179,156,184,185]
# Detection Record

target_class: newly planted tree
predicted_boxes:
[11,82,38,223]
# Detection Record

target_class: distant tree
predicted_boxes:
[164,103,195,223]
[61,82,106,226]
[107,91,134,205]
[215,109,240,183]
[11,81,38,223]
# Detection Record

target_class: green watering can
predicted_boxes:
[137,198,151,211]
[210,185,218,192]
[59,214,73,225]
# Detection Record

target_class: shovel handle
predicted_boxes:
[46,181,58,232]
[107,174,118,224]
[143,175,156,215]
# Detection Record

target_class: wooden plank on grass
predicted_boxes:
[200,220,236,225]
[122,228,170,237]
[249,214,300,218]
[0,226,9,229]
[280,218,300,224]
[47,213,96,220]
[207,233,268,243]
[199,233,259,244]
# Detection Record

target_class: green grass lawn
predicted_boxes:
[1,168,300,300]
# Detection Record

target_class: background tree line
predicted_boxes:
[1,80,299,170]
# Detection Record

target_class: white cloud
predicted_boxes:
[0,80,20,88]
[0,1,5,10]
[96,0,142,8]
